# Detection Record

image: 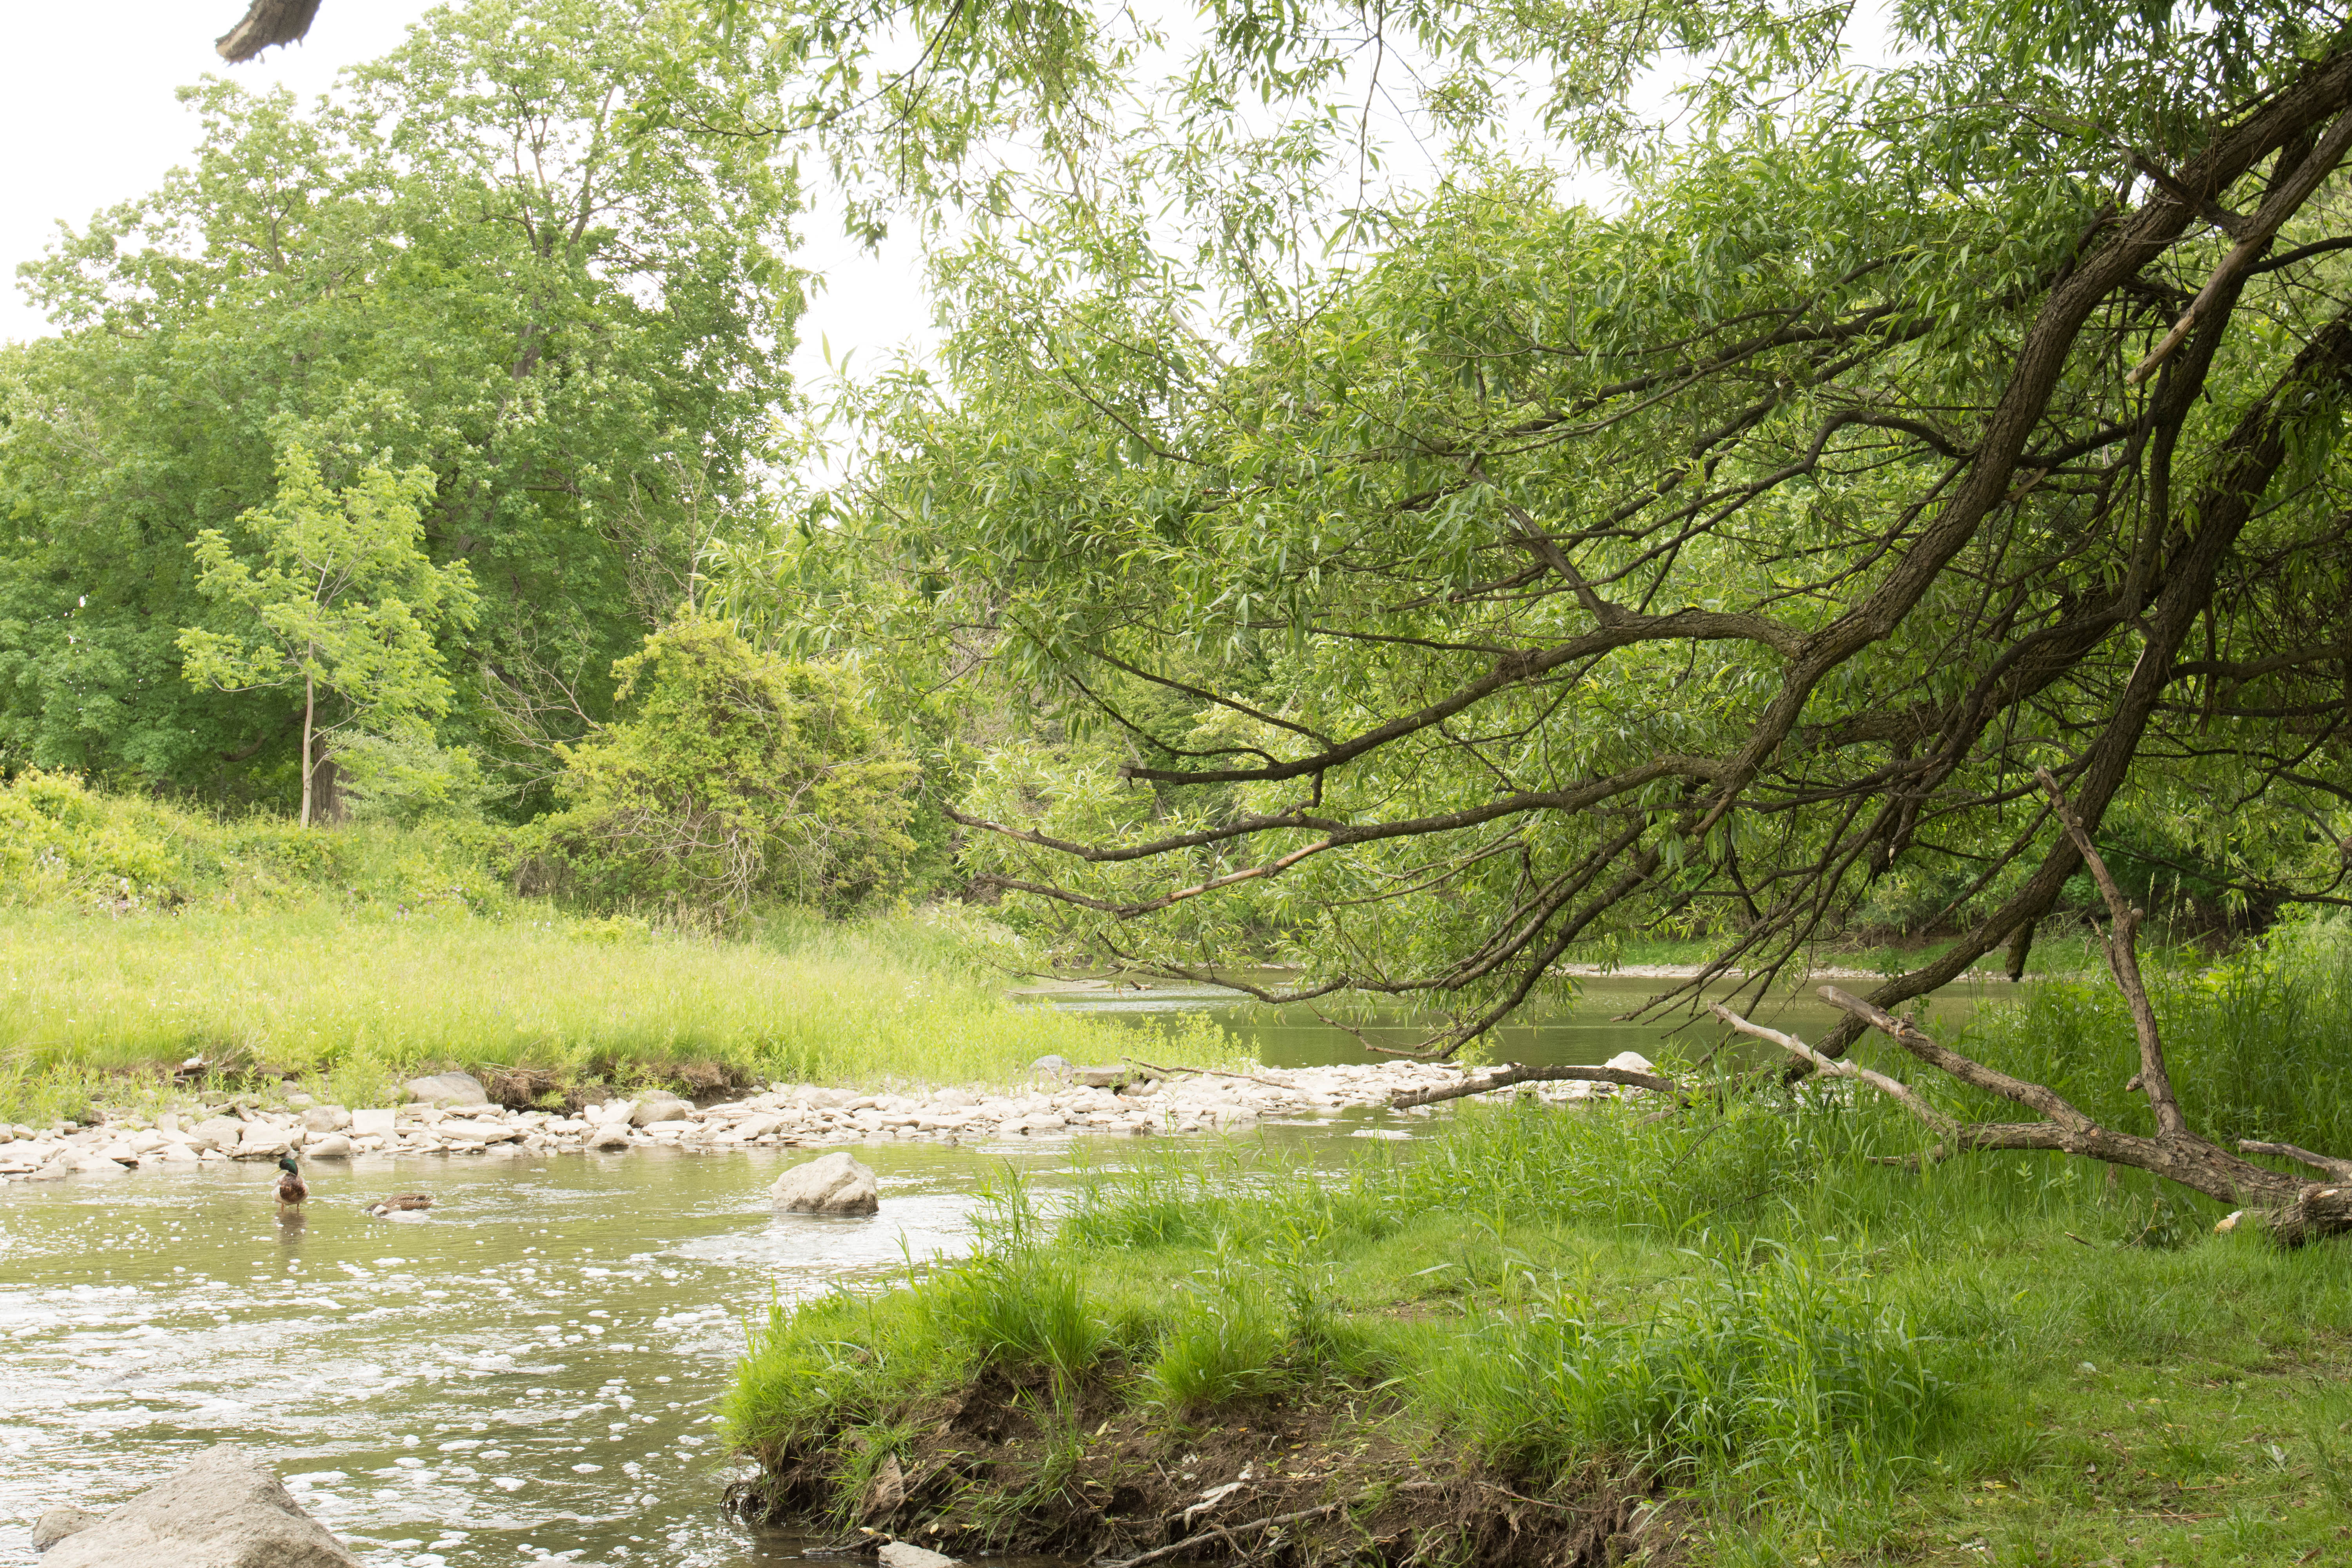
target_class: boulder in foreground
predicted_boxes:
[44,1442,361,1568]
[879,1543,959,1568]
[770,1151,880,1215]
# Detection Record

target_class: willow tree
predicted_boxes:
[728,0,2352,1059]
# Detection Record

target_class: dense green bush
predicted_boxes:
[533,618,918,919]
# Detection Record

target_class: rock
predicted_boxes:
[98,1143,140,1165]
[587,1124,632,1150]
[233,1127,292,1160]
[31,1505,101,1551]
[406,1073,489,1107]
[305,1134,353,1160]
[628,1092,693,1127]
[1027,1054,1073,1080]
[437,1123,522,1146]
[43,1442,361,1568]
[1069,1066,1133,1090]
[733,1114,784,1140]
[301,1106,351,1134]
[878,1542,957,1568]
[1601,1050,1656,1076]
[770,1151,880,1215]
[189,1116,247,1152]
[349,1108,397,1138]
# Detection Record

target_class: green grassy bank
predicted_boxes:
[0,772,1166,1122]
[725,923,2352,1568]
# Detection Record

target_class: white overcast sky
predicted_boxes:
[2,3,1895,415]
[0,0,935,390]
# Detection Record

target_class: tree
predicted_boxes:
[734,0,2352,1066]
[179,447,479,827]
[541,617,917,918]
[1,0,798,799]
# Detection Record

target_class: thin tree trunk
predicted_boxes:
[300,665,315,829]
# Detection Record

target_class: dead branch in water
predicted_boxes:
[1388,1062,1691,1108]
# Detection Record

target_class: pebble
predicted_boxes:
[7,1056,1653,1181]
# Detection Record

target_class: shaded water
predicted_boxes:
[4,968,2007,1564]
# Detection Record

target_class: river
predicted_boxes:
[0,969,2003,1565]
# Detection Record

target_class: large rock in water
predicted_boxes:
[44,1443,361,1568]
[770,1151,880,1215]
[406,1072,488,1107]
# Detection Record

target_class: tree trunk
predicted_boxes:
[299,666,315,830]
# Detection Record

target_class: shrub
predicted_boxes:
[537,617,917,919]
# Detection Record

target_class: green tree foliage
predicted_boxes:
[541,617,917,918]
[179,446,480,827]
[0,0,798,799]
[728,0,2352,1047]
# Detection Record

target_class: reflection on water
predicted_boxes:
[1033,970,2005,1069]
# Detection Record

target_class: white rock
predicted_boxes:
[43,1442,361,1568]
[1602,1051,1656,1075]
[349,1108,397,1138]
[587,1125,632,1150]
[235,1127,293,1160]
[629,1093,693,1127]
[189,1116,246,1152]
[307,1134,354,1160]
[770,1151,880,1215]
[879,1544,960,1568]
[406,1073,489,1107]
[303,1105,352,1133]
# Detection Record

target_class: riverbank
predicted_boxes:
[726,1096,2352,1568]
[726,926,2352,1568]
[0,901,1185,1125]
[0,1056,1620,1180]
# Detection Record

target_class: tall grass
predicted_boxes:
[0,902,1160,1112]
[1953,917,2352,1155]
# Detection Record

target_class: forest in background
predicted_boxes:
[8,0,2348,1034]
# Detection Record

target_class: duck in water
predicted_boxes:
[365,1194,433,1218]
[275,1154,307,1206]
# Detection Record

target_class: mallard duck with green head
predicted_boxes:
[275,1154,307,1205]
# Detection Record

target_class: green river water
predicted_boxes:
[0,971,2002,1566]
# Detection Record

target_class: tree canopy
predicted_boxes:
[2,0,797,803]
[730,0,2352,1047]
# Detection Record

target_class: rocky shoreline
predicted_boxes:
[0,1054,1654,1181]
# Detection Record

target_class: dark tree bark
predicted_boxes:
[216,0,321,62]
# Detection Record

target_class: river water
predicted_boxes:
[0,970,2003,1566]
